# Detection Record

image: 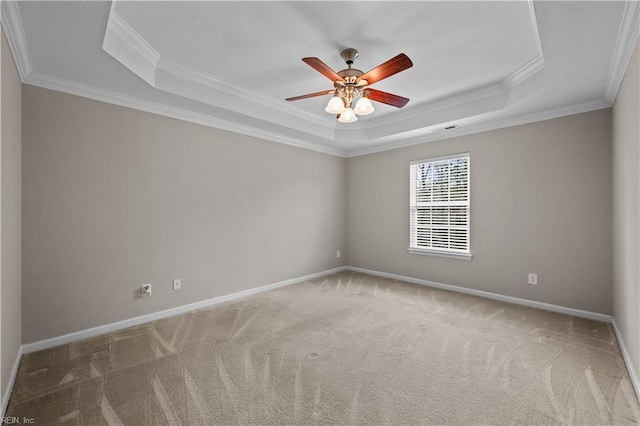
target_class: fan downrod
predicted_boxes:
[340,48,359,66]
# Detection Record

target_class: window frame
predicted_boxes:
[408,153,472,260]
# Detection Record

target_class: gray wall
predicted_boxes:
[22,85,347,343]
[1,28,22,405]
[13,55,625,350]
[347,109,612,314]
[612,39,640,381]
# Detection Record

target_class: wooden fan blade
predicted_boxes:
[367,88,410,108]
[286,90,333,102]
[358,53,413,85]
[302,57,344,82]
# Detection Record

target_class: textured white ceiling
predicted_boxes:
[2,1,635,157]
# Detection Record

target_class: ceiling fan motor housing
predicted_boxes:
[340,48,359,65]
[337,68,364,81]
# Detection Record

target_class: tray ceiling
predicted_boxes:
[2,1,637,157]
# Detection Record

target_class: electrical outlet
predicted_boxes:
[141,283,152,297]
[528,273,538,285]
[336,250,341,258]
[173,279,181,291]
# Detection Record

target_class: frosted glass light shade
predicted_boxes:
[338,107,358,123]
[325,96,345,114]
[354,97,374,115]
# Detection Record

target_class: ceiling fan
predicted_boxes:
[286,48,413,123]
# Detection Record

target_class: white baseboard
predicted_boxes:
[23,264,613,354]
[611,317,640,402]
[22,266,348,354]
[1,346,23,417]
[347,266,612,323]
[350,266,639,402]
[9,265,638,411]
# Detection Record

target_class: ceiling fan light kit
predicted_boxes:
[354,96,374,115]
[338,107,358,123]
[325,93,346,114]
[286,48,413,123]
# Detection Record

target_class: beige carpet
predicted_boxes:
[6,271,640,425]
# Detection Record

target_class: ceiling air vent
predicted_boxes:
[432,124,459,133]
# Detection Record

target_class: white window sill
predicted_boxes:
[407,247,473,260]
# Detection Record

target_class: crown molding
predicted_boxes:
[108,11,159,69]
[346,97,610,158]
[501,55,545,91]
[604,0,640,104]
[104,4,333,132]
[1,0,33,80]
[341,1,546,138]
[23,69,610,160]
[354,53,545,144]
[156,53,545,139]
[105,0,546,146]
[24,71,347,157]
[526,0,545,61]
[153,51,546,144]
[2,0,617,160]
[156,59,333,129]
[103,10,159,86]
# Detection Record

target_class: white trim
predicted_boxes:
[604,0,640,103]
[409,153,471,256]
[107,12,160,69]
[499,1,544,92]
[410,151,470,165]
[346,97,611,158]
[103,11,159,86]
[500,55,545,91]
[0,0,619,159]
[346,266,611,323]
[525,0,545,67]
[1,0,33,80]
[343,1,546,134]
[11,265,631,407]
[23,64,608,161]
[611,317,640,402]
[21,70,607,161]
[23,72,347,158]
[360,79,507,137]
[21,266,348,354]
[104,5,332,129]
[0,6,26,415]
[1,346,23,417]
[103,0,546,146]
[407,248,473,260]
[156,59,332,129]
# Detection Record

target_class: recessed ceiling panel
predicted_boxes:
[104,1,545,143]
[6,1,630,156]
[113,1,539,101]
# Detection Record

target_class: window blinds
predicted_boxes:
[410,153,470,254]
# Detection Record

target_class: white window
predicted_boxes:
[409,153,471,259]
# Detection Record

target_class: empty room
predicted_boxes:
[1,1,639,424]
